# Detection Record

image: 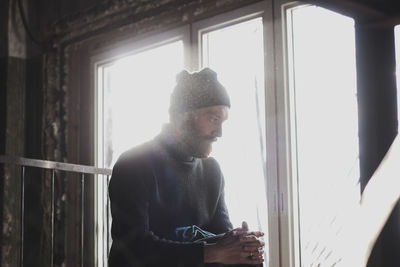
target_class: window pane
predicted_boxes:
[100,41,184,168]
[287,6,360,266]
[201,18,268,236]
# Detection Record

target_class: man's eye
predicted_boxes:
[209,117,218,123]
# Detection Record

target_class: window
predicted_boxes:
[285,5,360,266]
[95,29,188,266]
[198,15,268,243]
[97,41,184,169]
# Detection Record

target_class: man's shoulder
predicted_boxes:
[199,157,224,183]
[201,156,221,169]
[118,141,154,162]
[109,140,158,188]
[112,139,159,172]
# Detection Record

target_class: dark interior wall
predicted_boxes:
[38,0,105,34]
[0,1,9,264]
[1,0,27,265]
[356,24,399,267]
[0,0,9,154]
[1,0,45,265]
[0,0,8,259]
[358,0,400,17]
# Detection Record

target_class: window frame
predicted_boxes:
[276,2,363,267]
[93,25,190,170]
[191,2,282,267]
[270,1,302,266]
[91,26,190,267]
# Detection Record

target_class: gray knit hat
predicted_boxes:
[169,68,231,114]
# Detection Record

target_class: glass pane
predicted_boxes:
[101,41,184,168]
[201,18,268,236]
[287,6,360,266]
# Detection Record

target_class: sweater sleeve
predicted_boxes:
[108,151,205,265]
[205,159,233,234]
[207,178,233,234]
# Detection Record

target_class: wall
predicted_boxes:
[1,0,27,265]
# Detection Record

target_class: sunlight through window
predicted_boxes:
[201,17,268,234]
[99,41,184,168]
[287,6,360,266]
[96,42,184,261]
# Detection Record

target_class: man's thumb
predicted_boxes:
[242,221,249,231]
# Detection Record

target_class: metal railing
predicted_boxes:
[0,155,112,267]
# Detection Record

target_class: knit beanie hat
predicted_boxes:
[169,68,231,114]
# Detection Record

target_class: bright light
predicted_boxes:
[98,43,184,259]
[287,6,360,266]
[101,41,184,168]
[201,17,268,233]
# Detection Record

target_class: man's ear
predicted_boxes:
[170,111,187,130]
[173,111,193,124]
[170,112,188,140]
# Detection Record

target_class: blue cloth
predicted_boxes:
[174,225,216,242]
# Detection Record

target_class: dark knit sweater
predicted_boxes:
[108,129,233,267]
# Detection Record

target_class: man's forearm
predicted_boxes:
[204,243,219,263]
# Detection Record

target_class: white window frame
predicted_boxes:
[192,2,281,266]
[276,2,362,267]
[274,2,305,266]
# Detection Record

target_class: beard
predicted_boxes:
[180,117,215,158]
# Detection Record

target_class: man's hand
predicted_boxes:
[235,221,264,238]
[204,221,265,265]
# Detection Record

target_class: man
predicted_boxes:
[108,68,265,267]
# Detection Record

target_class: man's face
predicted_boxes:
[179,105,229,158]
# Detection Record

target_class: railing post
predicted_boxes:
[81,173,85,267]
[106,175,111,255]
[20,166,25,267]
[51,169,55,267]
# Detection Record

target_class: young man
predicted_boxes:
[108,68,265,267]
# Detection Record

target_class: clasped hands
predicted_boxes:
[204,221,265,265]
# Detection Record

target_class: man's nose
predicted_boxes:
[213,124,223,138]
